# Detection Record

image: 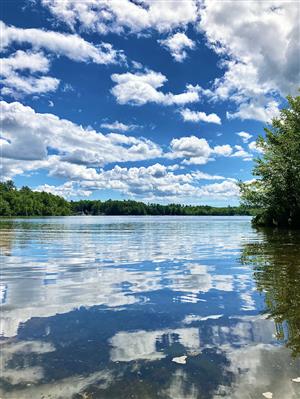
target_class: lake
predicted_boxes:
[0,216,299,398]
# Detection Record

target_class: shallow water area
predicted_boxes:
[0,216,299,398]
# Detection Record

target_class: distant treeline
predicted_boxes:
[0,181,255,217]
[71,199,254,216]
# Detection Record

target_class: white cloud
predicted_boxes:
[0,21,123,97]
[231,145,252,161]
[0,101,162,178]
[198,1,300,121]
[198,180,239,198]
[34,0,299,125]
[227,99,280,123]
[0,21,124,65]
[199,1,300,96]
[248,141,264,154]
[41,0,198,35]
[111,70,200,106]
[100,121,137,132]
[0,101,241,202]
[61,83,74,92]
[191,171,224,180]
[159,32,195,62]
[1,75,59,98]
[36,182,92,198]
[180,108,221,124]
[0,50,59,97]
[168,136,233,165]
[213,144,232,157]
[201,61,270,104]
[169,136,212,162]
[1,50,50,75]
[181,157,210,166]
[236,131,252,143]
[37,163,239,201]
[0,21,124,98]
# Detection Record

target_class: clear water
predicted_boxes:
[0,216,299,398]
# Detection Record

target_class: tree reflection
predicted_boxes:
[0,221,16,256]
[241,228,300,356]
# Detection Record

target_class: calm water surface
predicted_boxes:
[0,216,299,398]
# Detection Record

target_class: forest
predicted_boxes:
[0,181,254,217]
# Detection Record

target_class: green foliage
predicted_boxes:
[70,199,254,216]
[0,181,71,216]
[239,93,300,228]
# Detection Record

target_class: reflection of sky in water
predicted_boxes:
[0,216,299,399]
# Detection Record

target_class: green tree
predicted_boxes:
[0,182,72,217]
[239,93,300,228]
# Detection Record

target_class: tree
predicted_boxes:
[239,93,300,228]
[0,183,72,217]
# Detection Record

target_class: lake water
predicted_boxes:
[0,216,300,398]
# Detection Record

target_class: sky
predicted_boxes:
[1,0,299,205]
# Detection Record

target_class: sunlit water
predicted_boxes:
[0,216,299,399]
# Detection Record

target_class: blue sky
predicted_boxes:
[1,0,299,205]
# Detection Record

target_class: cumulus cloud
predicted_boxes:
[191,171,224,180]
[248,141,264,154]
[159,32,195,62]
[36,0,299,123]
[231,145,252,161]
[36,163,239,201]
[236,131,252,143]
[0,102,242,202]
[40,0,198,34]
[0,21,124,98]
[180,108,221,124]
[0,101,162,178]
[1,50,50,75]
[198,0,300,121]
[227,99,280,122]
[167,136,234,164]
[199,1,300,96]
[111,70,200,106]
[100,121,138,132]
[213,144,233,157]
[35,182,92,198]
[1,74,59,98]
[0,102,242,190]
[0,50,59,97]
[0,21,125,65]
[198,179,239,198]
[168,136,212,164]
